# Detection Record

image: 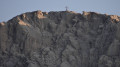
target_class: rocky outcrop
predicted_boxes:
[0,10,120,67]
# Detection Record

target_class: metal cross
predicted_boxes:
[65,6,68,11]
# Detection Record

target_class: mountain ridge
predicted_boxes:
[0,10,120,67]
[1,10,120,23]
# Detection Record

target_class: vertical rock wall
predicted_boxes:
[0,11,120,67]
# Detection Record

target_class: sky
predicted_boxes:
[0,0,120,22]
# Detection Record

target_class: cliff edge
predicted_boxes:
[0,10,120,67]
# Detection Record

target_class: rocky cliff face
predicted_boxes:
[0,10,120,67]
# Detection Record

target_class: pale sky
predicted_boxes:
[0,0,120,22]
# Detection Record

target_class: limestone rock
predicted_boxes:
[0,10,120,67]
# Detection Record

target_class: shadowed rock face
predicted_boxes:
[0,10,120,67]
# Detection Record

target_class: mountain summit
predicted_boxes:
[0,10,120,67]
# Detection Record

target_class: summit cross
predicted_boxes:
[65,6,68,11]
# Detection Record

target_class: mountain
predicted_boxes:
[0,10,120,67]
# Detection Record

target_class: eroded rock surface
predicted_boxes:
[0,10,120,67]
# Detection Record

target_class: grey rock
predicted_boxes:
[0,10,120,67]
